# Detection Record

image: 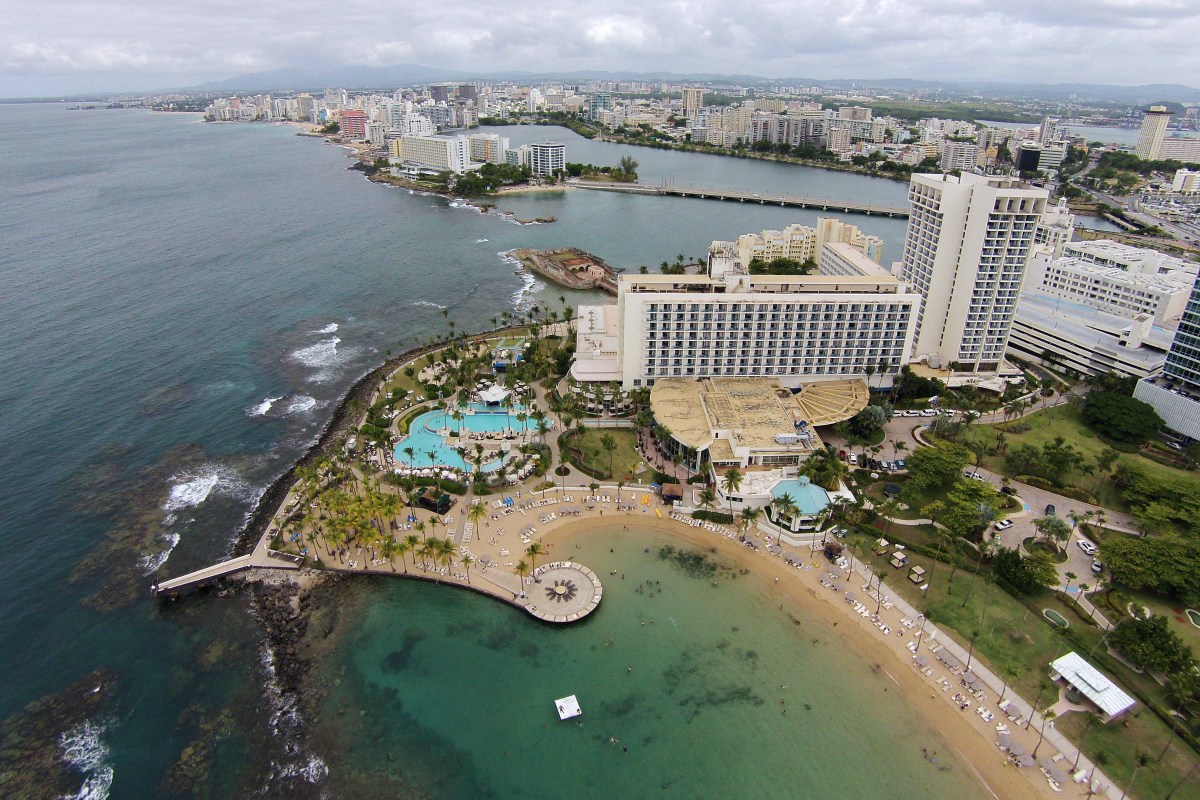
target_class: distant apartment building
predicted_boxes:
[338,109,368,139]
[528,142,565,176]
[1136,106,1173,160]
[588,93,613,121]
[1033,199,1076,258]
[571,238,920,390]
[682,87,704,120]
[1159,137,1200,164]
[939,141,980,172]
[1172,168,1200,193]
[895,173,1048,373]
[1134,271,1200,441]
[467,133,509,164]
[389,135,470,174]
[716,217,885,269]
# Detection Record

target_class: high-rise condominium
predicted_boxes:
[895,173,1048,373]
[682,87,704,121]
[1135,106,1172,161]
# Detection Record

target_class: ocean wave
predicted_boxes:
[311,323,339,335]
[475,238,489,243]
[511,270,545,311]
[289,336,341,368]
[256,641,328,786]
[59,719,114,800]
[289,336,356,382]
[247,395,284,417]
[163,470,222,512]
[285,395,317,415]
[138,531,181,575]
[411,300,447,310]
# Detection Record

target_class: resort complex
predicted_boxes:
[152,170,1200,800]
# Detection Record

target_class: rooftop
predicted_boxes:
[649,377,867,453]
[1050,652,1135,718]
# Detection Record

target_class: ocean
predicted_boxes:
[0,104,982,798]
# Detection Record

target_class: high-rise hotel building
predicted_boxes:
[1134,271,1200,441]
[895,173,1048,373]
[571,221,920,390]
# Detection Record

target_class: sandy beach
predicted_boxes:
[535,513,1058,800]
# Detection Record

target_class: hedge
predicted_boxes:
[692,510,735,524]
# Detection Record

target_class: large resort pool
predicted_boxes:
[394,403,529,472]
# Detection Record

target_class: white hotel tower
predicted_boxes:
[571,219,921,390]
[895,173,1048,374]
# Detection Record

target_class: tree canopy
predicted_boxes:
[1081,392,1164,444]
[1004,436,1086,485]
[940,479,1003,538]
[994,547,1058,594]
[844,404,890,439]
[1101,534,1200,602]
[902,442,970,500]
[747,256,816,275]
[1108,616,1196,675]
[1114,462,1200,535]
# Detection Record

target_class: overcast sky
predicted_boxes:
[3,0,1199,97]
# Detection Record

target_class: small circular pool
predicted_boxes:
[1043,609,1069,628]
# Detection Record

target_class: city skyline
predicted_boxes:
[4,0,1200,97]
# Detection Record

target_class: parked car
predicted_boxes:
[848,453,858,465]
[838,449,847,461]
[994,519,1014,530]
[1091,559,1104,574]
[903,410,921,417]
[893,410,905,418]
[883,461,896,471]
[894,459,907,470]
[1000,486,1017,495]
[921,409,938,417]
[1077,539,1097,555]
[1045,504,1056,516]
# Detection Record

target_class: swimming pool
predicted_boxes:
[393,404,528,471]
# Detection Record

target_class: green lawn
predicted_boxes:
[570,427,643,481]
[957,405,1194,511]
[845,529,1200,798]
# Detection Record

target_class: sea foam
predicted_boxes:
[247,395,283,417]
[59,719,114,800]
[412,300,448,310]
[311,323,339,334]
[285,395,317,415]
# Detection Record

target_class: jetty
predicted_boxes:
[572,180,910,218]
[511,247,619,294]
[152,550,303,596]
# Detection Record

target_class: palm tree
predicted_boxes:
[739,506,760,538]
[877,498,900,536]
[1119,750,1153,800]
[1064,571,1078,593]
[720,467,743,520]
[600,432,617,478]
[460,553,474,583]
[698,487,717,516]
[468,499,486,530]
[771,493,798,545]
[875,573,887,615]
[525,542,544,576]
[514,559,530,596]
[380,537,398,571]
[399,534,419,573]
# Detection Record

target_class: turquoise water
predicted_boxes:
[771,476,831,515]
[317,526,986,799]
[395,405,529,470]
[0,104,927,796]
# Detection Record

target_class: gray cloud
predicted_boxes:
[2,0,1199,96]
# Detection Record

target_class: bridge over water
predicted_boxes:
[572,181,909,218]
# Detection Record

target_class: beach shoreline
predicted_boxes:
[536,515,1054,800]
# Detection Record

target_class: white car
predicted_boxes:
[848,453,858,465]
[994,519,1014,530]
[921,409,938,417]
[1077,539,1097,556]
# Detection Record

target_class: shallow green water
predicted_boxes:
[321,527,985,799]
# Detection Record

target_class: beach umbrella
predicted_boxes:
[996,733,1013,749]
[1008,742,1027,757]
[1040,759,1069,784]
[845,592,858,603]
[914,655,929,668]
[1015,753,1035,768]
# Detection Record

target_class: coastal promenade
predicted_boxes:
[571,179,910,217]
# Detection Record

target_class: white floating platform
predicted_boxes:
[555,694,582,720]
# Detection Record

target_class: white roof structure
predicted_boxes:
[1050,652,1135,719]
[479,385,510,405]
[555,695,582,720]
